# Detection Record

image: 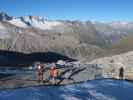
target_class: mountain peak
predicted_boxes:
[29,16,43,20]
[0,11,12,21]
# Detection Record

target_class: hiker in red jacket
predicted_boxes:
[37,63,44,82]
[49,63,57,84]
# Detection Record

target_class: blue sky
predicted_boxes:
[0,0,133,21]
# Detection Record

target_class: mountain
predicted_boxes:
[108,21,133,30]
[0,11,12,21]
[111,36,133,53]
[7,16,63,30]
[93,21,133,47]
[0,12,133,61]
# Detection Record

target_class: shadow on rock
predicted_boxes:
[0,50,76,67]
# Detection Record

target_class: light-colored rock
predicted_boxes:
[89,51,133,80]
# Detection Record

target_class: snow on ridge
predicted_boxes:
[37,21,62,30]
[8,18,28,28]
[24,18,62,30]
[7,16,62,30]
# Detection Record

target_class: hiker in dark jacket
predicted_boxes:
[119,67,124,80]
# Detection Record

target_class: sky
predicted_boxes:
[0,0,133,21]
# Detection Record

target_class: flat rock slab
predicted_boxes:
[0,64,103,89]
[0,74,75,90]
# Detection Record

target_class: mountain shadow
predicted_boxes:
[0,50,76,67]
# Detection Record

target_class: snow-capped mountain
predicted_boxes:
[1,11,133,35]
[0,11,133,61]
[8,16,63,30]
[0,12,132,31]
[0,11,12,21]
[0,12,62,30]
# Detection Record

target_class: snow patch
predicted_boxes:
[88,90,116,100]
[8,18,28,28]
[81,82,95,89]
[60,85,81,93]
[32,20,62,30]
[7,17,62,30]
[61,94,81,100]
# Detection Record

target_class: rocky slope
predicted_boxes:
[111,36,133,53]
[0,51,133,90]
[57,51,133,82]
[0,21,108,61]
[89,51,133,80]
[0,12,107,61]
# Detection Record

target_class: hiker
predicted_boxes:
[37,63,44,82]
[49,63,57,84]
[119,67,124,80]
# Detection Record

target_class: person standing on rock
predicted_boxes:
[37,63,44,82]
[49,63,57,84]
[119,67,124,80]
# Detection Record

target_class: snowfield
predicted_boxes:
[8,17,63,30]
[8,18,28,28]
[0,79,133,100]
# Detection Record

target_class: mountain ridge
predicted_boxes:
[0,11,133,61]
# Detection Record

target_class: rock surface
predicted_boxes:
[0,63,102,89]
[0,51,133,89]
[89,51,133,80]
